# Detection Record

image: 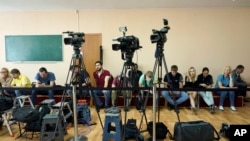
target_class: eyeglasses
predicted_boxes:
[0,71,7,73]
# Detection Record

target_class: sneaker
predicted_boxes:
[167,104,174,111]
[191,107,198,115]
[210,105,215,114]
[230,106,237,111]
[219,106,224,111]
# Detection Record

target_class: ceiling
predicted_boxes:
[0,0,250,11]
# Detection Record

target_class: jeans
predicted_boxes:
[199,91,214,106]
[67,89,90,99]
[15,90,30,97]
[217,91,235,106]
[161,91,189,106]
[91,90,111,107]
[31,90,54,105]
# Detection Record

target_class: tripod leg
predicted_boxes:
[89,89,104,129]
[138,91,150,132]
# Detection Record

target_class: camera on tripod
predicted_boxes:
[150,19,170,43]
[63,31,85,47]
[112,26,142,61]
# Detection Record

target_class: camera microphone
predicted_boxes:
[63,31,73,34]
[112,38,118,41]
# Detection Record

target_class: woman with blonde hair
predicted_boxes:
[0,67,13,95]
[184,67,198,114]
[215,66,236,111]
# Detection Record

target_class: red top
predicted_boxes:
[93,70,112,88]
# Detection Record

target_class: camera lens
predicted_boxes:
[64,38,72,45]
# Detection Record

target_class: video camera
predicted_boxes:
[112,26,142,61]
[63,31,85,47]
[150,19,170,43]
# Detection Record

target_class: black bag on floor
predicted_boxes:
[0,94,13,112]
[147,121,173,139]
[25,103,51,131]
[125,118,144,141]
[219,123,230,138]
[12,107,39,123]
[174,120,220,141]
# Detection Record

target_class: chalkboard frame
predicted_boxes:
[5,35,63,62]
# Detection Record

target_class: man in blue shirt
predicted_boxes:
[31,67,56,105]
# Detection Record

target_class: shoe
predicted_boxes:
[230,106,237,111]
[191,107,198,115]
[209,105,215,114]
[219,106,224,111]
[167,104,174,111]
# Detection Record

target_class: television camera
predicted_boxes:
[63,31,85,54]
[150,19,170,44]
[112,26,142,62]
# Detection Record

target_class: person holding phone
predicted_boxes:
[31,67,56,105]
[215,66,237,111]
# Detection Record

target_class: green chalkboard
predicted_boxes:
[5,35,63,61]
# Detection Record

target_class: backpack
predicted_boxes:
[147,121,173,139]
[12,107,40,123]
[25,104,51,132]
[219,123,230,138]
[125,118,144,141]
[0,94,13,112]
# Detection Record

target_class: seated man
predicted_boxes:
[231,65,249,102]
[31,67,56,105]
[128,63,143,92]
[10,68,32,97]
[66,65,91,99]
[137,71,157,110]
[92,61,112,108]
[111,72,132,109]
[161,65,189,110]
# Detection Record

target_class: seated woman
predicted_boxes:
[184,67,198,114]
[0,67,13,96]
[196,67,215,114]
[215,66,236,111]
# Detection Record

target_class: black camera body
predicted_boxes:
[63,31,85,48]
[150,19,170,44]
[112,28,142,62]
[112,35,141,52]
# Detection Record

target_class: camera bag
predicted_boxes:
[173,120,220,141]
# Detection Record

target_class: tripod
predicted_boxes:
[137,46,171,133]
[118,60,134,140]
[65,50,104,140]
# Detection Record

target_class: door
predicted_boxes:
[81,33,102,87]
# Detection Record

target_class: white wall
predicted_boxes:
[1,8,250,85]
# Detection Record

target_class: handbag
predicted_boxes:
[174,120,220,141]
